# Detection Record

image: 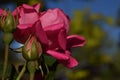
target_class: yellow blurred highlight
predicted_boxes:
[67,70,90,80]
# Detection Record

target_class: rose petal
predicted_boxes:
[17,24,33,29]
[40,8,70,33]
[44,23,64,49]
[12,4,40,17]
[22,4,40,13]
[23,4,34,9]
[61,56,78,68]
[44,23,64,31]
[46,50,69,60]
[67,35,86,49]
[58,29,67,50]
[26,36,35,50]
[14,24,34,43]
[47,50,78,68]
[59,50,78,68]
[19,8,39,24]
[12,6,21,16]
[35,21,48,45]
[32,4,40,12]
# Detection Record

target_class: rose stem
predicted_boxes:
[2,45,9,80]
[16,63,26,80]
[30,72,35,80]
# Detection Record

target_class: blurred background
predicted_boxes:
[1,0,120,80]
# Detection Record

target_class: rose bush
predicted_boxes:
[13,4,86,68]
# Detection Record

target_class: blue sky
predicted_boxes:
[46,0,120,16]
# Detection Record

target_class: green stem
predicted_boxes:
[2,45,9,80]
[16,63,26,80]
[27,61,36,80]
[30,73,34,80]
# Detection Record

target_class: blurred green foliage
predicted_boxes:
[70,8,113,49]
[63,8,120,80]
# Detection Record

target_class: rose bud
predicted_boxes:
[0,10,17,33]
[22,35,42,61]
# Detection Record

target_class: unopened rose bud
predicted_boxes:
[0,10,17,33]
[22,36,42,61]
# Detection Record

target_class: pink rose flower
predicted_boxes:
[13,4,86,68]
[13,4,45,43]
[39,8,86,68]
